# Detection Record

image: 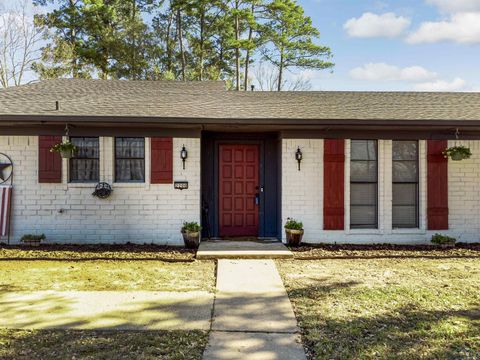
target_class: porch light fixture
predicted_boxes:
[295,147,302,171]
[180,145,188,170]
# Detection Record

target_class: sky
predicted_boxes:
[2,0,480,92]
[294,0,480,91]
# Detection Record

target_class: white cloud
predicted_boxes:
[344,12,411,38]
[426,0,480,13]
[413,77,467,91]
[349,63,437,82]
[407,12,480,44]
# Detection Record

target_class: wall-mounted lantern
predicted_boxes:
[295,147,302,171]
[180,145,188,170]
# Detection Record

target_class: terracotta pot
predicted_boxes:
[285,229,304,247]
[181,230,200,249]
[21,239,41,247]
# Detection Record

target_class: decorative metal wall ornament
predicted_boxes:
[0,153,13,185]
[92,182,113,199]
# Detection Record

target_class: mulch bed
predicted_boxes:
[0,243,196,261]
[291,243,480,259]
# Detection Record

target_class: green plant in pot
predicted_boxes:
[284,218,304,247]
[50,141,77,159]
[20,234,46,247]
[181,221,201,249]
[443,145,472,161]
[431,233,456,249]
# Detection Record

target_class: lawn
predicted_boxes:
[0,259,216,292]
[0,329,208,360]
[277,258,480,360]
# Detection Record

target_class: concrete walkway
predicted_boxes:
[0,290,213,330]
[197,240,293,259]
[203,260,307,360]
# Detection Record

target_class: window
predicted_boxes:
[392,141,419,228]
[69,137,100,183]
[350,140,378,229]
[115,137,145,182]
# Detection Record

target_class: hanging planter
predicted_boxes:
[50,141,77,159]
[442,145,472,161]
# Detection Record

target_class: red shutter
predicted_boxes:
[427,140,448,230]
[324,139,345,230]
[151,137,173,184]
[38,136,62,183]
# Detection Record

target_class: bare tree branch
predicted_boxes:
[0,0,44,88]
[253,61,311,91]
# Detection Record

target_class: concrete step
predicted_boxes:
[196,240,293,259]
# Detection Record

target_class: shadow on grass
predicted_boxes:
[286,282,480,360]
[0,328,209,360]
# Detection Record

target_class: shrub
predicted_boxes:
[431,233,456,245]
[284,218,303,230]
[182,222,201,232]
[20,234,46,242]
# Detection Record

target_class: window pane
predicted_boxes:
[393,206,417,228]
[350,206,376,228]
[392,184,417,205]
[350,161,377,182]
[116,159,145,182]
[351,140,377,160]
[393,141,417,161]
[116,138,145,158]
[351,183,377,206]
[70,137,99,182]
[393,161,418,182]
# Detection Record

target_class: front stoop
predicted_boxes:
[196,240,293,259]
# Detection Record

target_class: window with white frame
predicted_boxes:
[69,137,99,183]
[115,137,145,182]
[392,140,419,228]
[350,140,378,229]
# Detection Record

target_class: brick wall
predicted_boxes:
[282,139,477,244]
[0,136,200,245]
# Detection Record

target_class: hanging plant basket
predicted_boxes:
[50,141,77,159]
[443,146,472,161]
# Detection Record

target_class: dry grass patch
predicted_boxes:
[0,260,215,292]
[0,329,208,360]
[277,258,480,360]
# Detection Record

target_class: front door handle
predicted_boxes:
[255,193,260,205]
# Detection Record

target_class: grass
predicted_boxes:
[0,329,208,360]
[277,258,480,360]
[0,260,216,292]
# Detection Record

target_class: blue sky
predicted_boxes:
[3,0,480,91]
[295,0,480,91]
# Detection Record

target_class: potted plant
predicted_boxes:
[443,145,472,161]
[20,234,45,247]
[181,221,201,249]
[50,141,77,159]
[284,218,304,247]
[431,233,456,249]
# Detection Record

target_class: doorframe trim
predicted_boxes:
[214,140,265,238]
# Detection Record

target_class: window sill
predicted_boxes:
[347,229,382,235]
[113,183,147,188]
[67,183,97,188]
[392,228,426,235]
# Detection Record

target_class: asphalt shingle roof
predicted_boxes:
[1,79,480,122]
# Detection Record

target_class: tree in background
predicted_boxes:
[261,0,333,90]
[30,0,333,89]
[0,0,44,88]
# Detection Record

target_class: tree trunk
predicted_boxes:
[277,48,284,91]
[131,0,137,80]
[165,8,173,73]
[199,11,205,81]
[177,9,186,81]
[69,0,78,77]
[234,0,240,91]
[243,3,255,91]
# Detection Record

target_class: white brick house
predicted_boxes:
[0,79,479,245]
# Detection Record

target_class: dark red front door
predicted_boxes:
[219,144,259,237]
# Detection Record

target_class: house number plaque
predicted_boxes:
[174,181,188,190]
